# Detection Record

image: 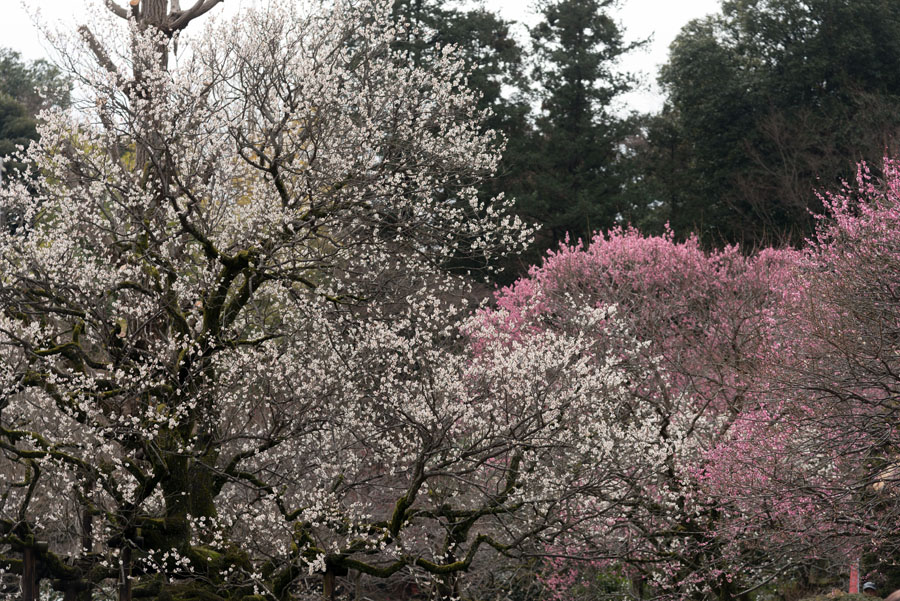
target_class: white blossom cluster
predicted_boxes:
[0,0,663,597]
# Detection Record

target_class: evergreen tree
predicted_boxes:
[0,94,36,165]
[520,0,640,260]
[0,49,70,115]
[637,0,900,246]
[390,1,642,278]
[0,49,71,185]
[0,94,34,231]
[391,0,528,130]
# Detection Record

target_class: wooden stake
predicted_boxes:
[118,547,132,601]
[323,569,335,601]
[22,548,36,601]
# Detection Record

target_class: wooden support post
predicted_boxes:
[81,508,93,554]
[80,481,95,601]
[323,569,335,601]
[22,547,36,601]
[118,547,132,601]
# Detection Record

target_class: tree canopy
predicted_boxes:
[0,48,70,115]
[637,0,900,245]
[513,0,641,263]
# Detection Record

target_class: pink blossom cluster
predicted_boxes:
[484,175,900,598]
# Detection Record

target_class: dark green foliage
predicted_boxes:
[390,0,532,207]
[391,0,528,124]
[635,0,900,245]
[390,1,643,280]
[0,49,70,184]
[0,93,36,223]
[800,593,872,601]
[514,0,642,264]
[862,547,900,596]
[0,94,36,162]
[0,48,71,115]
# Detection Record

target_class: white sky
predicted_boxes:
[1,0,721,113]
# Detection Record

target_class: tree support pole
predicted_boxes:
[118,547,132,601]
[323,569,335,601]
[22,547,36,601]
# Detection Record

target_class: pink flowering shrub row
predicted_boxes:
[480,158,900,600]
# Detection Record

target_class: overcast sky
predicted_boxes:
[2,0,721,113]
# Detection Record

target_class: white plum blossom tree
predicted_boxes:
[0,1,664,600]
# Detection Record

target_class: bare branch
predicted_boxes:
[77,26,126,86]
[170,0,224,31]
[103,0,129,19]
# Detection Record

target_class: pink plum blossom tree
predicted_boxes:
[639,158,900,599]
[705,158,900,588]
[488,228,804,600]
